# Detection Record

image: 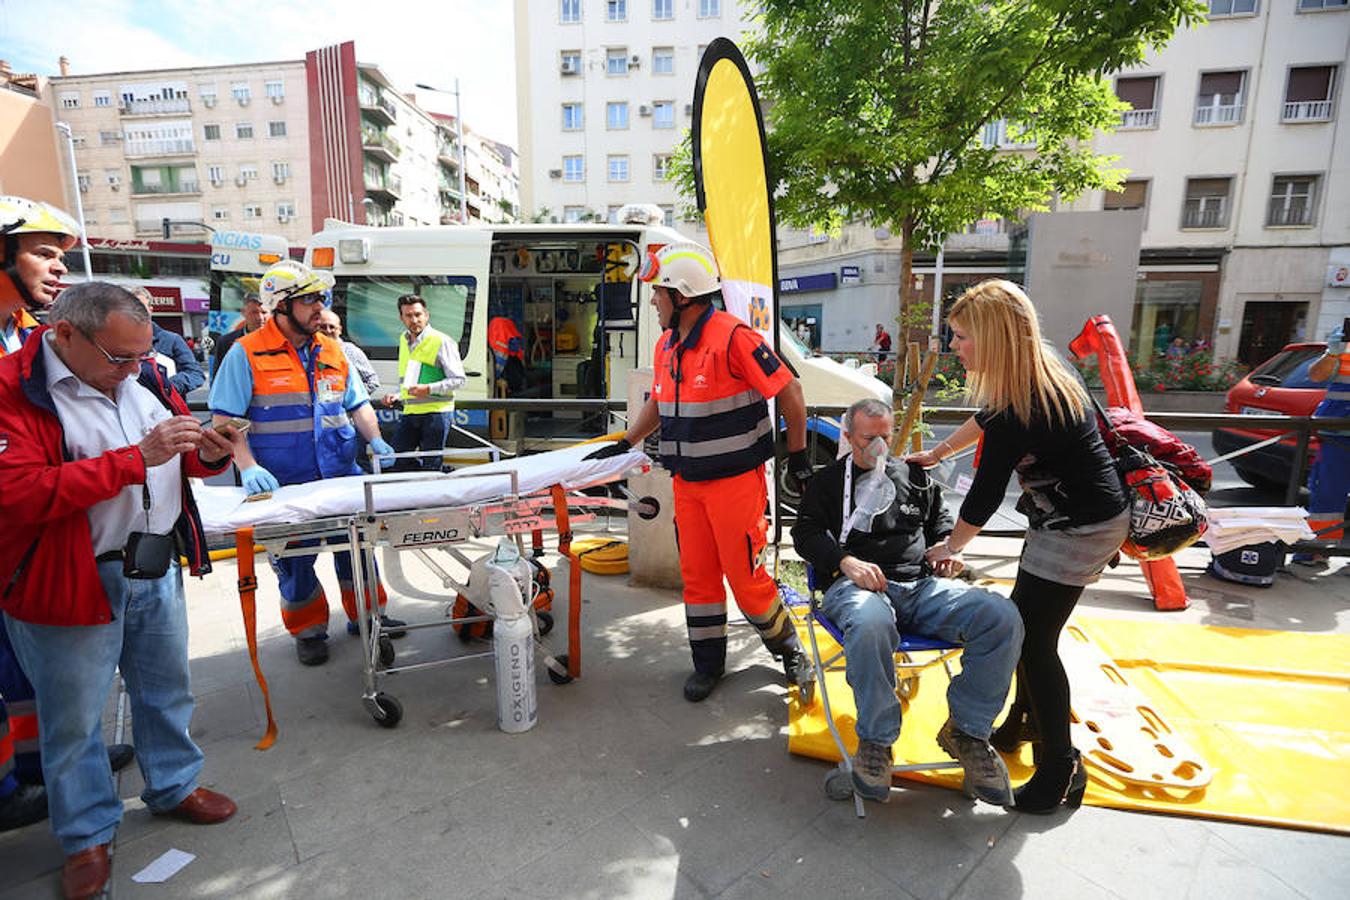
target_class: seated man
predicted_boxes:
[791,398,1023,806]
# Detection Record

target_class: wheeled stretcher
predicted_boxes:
[197,444,650,739]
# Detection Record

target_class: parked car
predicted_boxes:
[1211,342,1328,489]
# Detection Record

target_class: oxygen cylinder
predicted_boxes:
[485,540,537,733]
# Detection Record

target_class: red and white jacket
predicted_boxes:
[0,326,227,626]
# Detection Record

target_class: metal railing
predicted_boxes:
[1194,102,1243,125]
[1120,108,1157,128]
[1182,205,1227,228]
[120,98,191,115]
[125,138,195,157]
[1267,203,1312,227]
[1282,100,1332,121]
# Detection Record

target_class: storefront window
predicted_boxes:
[1129,279,1203,366]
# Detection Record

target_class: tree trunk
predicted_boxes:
[893,215,917,395]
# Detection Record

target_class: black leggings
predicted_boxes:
[1008,568,1086,753]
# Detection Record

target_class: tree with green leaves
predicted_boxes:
[737,0,1204,386]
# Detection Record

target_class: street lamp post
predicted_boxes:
[53,121,93,281]
[415,79,469,224]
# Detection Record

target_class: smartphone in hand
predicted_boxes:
[212,416,252,435]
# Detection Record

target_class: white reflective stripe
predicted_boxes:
[667,418,773,458]
[687,625,728,641]
[253,391,312,406]
[250,418,314,434]
[657,389,761,418]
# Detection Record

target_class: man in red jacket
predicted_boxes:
[0,282,239,900]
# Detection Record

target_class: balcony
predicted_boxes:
[359,93,397,127]
[1267,203,1312,227]
[131,181,201,196]
[437,143,460,169]
[361,129,401,163]
[1282,100,1332,122]
[1193,102,1243,125]
[1181,206,1227,229]
[980,119,1035,149]
[119,97,191,116]
[1119,108,1157,129]
[124,138,196,158]
[364,173,402,203]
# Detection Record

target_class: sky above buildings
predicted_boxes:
[1,0,519,145]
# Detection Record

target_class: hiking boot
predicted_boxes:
[683,670,722,703]
[937,718,1014,807]
[850,740,893,803]
[781,648,816,703]
[347,615,409,639]
[0,784,48,832]
[296,636,330,667]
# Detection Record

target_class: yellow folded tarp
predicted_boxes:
[788,615,1350,834]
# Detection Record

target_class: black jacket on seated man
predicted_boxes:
[792,457,953,584]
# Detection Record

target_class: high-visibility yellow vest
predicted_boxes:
[397,328,455,414]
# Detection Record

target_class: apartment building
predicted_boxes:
[45,42,517,247]
[514,0,751,228]
[784,2,1350,362]
[49,59,314,243]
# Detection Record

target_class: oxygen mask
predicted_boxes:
[846,438,895,536]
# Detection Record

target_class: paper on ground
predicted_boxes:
[132,848,195,883]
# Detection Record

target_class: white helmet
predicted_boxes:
[258,260,334,314]
[0,195,80,254]
[639,241,720,299]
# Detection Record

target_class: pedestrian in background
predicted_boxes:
[132,287,204,397]
[381,295,465,472]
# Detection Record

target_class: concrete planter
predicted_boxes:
[1089,389,1227,414]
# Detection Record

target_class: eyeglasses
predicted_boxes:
[80,330,154,366]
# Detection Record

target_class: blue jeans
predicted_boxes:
[4,561,202,854]
[393,410,451,471]
[820,575,1023,746]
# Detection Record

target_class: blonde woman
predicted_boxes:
[908,280,1128,813]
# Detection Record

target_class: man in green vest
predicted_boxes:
[382,294,466,471]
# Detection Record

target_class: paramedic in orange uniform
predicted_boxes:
[586,242,816,702]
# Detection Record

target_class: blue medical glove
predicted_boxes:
[240,465,279,496]
[369,437,396,469]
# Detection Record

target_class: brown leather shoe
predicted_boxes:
[155,787,237,825]
[62,844,110,900]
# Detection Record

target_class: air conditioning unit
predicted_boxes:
[560,59,578,75]
[548,168,563,179]
[202,96,217,108]
[630,55,641,67]
[639,105,652,117]
[235,174,248,187]
[271,95,284,105]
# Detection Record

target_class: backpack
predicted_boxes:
[452,556,554,641]
[1097,405,1213,495]
[1092,397,1209,561]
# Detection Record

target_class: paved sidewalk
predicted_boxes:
[2,535,1348,899]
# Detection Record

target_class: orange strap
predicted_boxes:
[550,484,583,680]
[235,528,278,749]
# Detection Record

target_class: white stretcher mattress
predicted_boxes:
[197,443,649,533]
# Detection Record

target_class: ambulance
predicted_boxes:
[301,213,888,483]
[206,229,291,338]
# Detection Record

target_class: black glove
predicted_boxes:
[786,448,813,493]
[584,437,632,461]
